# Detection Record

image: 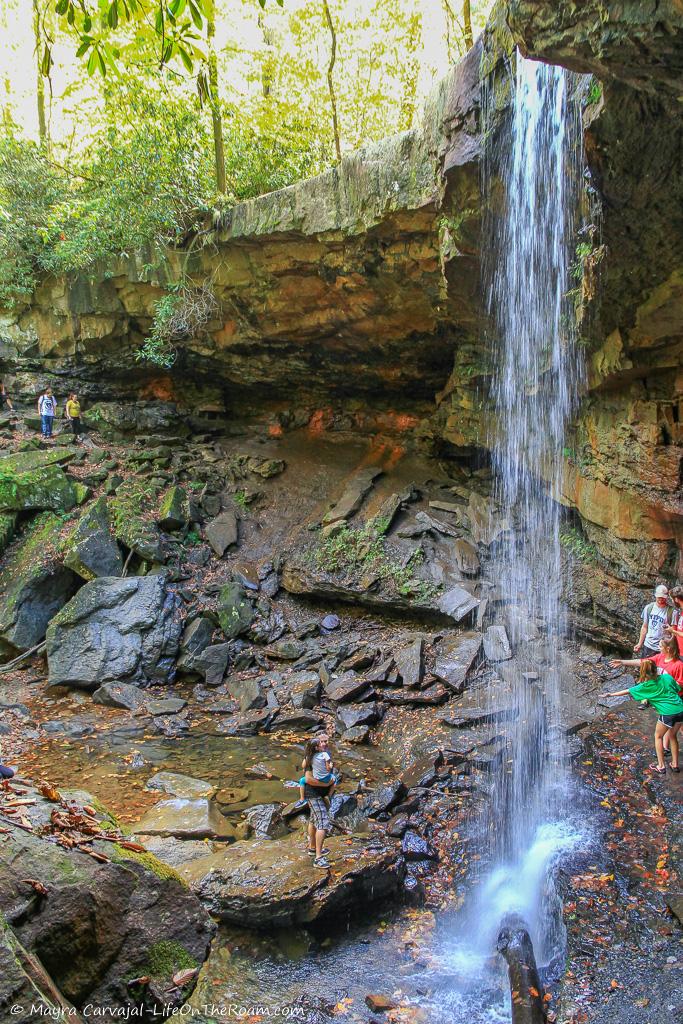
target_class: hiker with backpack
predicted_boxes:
[37,387,58,439]
[634,585,675,659]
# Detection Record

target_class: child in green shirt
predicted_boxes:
[598,659,683,774]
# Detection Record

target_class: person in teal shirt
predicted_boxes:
[598,659,683,774]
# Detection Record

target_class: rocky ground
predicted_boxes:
[0,402,679,1022]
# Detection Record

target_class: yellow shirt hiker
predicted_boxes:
[66,398,81,419]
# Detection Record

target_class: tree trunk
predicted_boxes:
[32,0,48,148]
[206,0,227,194]
[463,0,473,50]
[321,0,342,163]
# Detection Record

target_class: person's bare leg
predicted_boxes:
[669,726,679,768]
[654,722,667,770]
[316,828,326,858]
[307,819,316,852]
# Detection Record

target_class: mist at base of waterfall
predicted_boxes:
[430,817,586,1024]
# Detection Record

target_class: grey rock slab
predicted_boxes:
[322,466,383,525]
[441,707,517,728]
[244,803,288,839]
[45,575,182,690]
[205,511,239,557]
[134,834,218,868]
[92,681,146,711]
[381,684,448,706]
[394,638,424,688]
[177,615,215,675]
[414,509,460,538]
[145,697,188,716]
[438,585,480,622]
[135,797,234,840]
[225,675,267,712]
[467,492,511,547]
[452,538,481,576]
[145,771,215,799]
[337,702,381,731]
[216,708,273,736]
[197,643,231,686]
[484,624,512,662]
[324,671,372,703]
[432,632,482,692]
[288,670,322,709]
[268,710,325,731]
[341,725,371,744]
[428,500,461,515]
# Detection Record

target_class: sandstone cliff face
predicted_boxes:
[0,2,681,638]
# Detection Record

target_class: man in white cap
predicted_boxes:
[634,584,675,659]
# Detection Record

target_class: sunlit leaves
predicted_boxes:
[51,0,279,76]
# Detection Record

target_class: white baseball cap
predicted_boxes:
[655,584,669,598]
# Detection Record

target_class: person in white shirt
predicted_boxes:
[37,388,58,439]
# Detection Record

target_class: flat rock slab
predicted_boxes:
[205,511,238,557]
[433,632,482,691]
[146,697,188,716]
[323,467,382,525]
[382,684,448,706]
[441,706,517,729]
[484,624,512,662]
[92,681,146,711]
[395,637,424,688]
[437,585,480,622]
[145,771,215,799]
[181,831,404,928]
[453,538,481,576]
[135,834,216,868]
[324,671,372,703]
[467,492,511,547]
[135,798,235,840]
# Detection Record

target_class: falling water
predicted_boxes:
[481,53,586,866]
[441,54,587,1017]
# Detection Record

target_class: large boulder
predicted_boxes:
[45,575,182,689]
[0,787,213,1015]
[0,513,80,656]
[0,449,78,514]
[63,497,123,580]
[181,831,404,928]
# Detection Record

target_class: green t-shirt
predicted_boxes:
[629,673,683,716]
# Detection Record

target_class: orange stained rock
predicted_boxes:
[140,377,175,402]
[268,423,283,438]
[307,408,334,436]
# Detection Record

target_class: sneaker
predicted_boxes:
[313,856,330,869]
[291,799,307,811]
[638,701,649,710]
[307,847,329,857]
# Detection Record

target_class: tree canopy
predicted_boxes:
[0,0,493,311]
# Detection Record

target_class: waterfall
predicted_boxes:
[442,56,587,1018]
[481,54,586,868]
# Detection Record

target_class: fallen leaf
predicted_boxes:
[21,878,48,895]
[172,967,198,987]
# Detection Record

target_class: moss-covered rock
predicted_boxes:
[63,496,123,581]
[0,512,80,656]
[0,460,77,514]
[0,785,214,1014]
[109,479,165,562]
[157,485,189,531]
[216,581,254,639]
